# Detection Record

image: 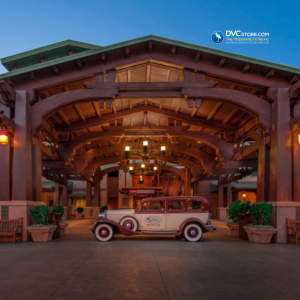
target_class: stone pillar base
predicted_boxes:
[214,207,228,220]
[84,207,101,219]
[0,201,46,241]
[269,201,300,243]
[62,207,71,220]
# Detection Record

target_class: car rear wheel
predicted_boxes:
[119,216,138,231]
[183,223,203,242]
[95,224,114,242]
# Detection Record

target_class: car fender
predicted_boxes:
[94,217,142,236]
[178,218,214,235]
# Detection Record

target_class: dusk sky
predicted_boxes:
[0,0,299,74]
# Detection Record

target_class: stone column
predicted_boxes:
[0,135,11,200]
[269,88,292,202]
[54,182,60,205]
[12,91,32,200]
[227,183,232,206]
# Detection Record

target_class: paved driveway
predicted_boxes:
[0,219,299,300]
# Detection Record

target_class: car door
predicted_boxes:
[165,200,187,231]
[136,200,166,231]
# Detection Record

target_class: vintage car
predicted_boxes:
[91,196,215,242]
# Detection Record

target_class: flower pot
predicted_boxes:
[59,223,69,237]
[27,225,57,242]
[243,226,277,244]
[76,213,84,219]
[228,223,239,238]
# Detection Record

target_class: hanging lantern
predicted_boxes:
[0,130,8,145]
[298,131,300,144]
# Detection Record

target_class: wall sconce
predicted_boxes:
[0,130,8,145]
[125,146,130,158]
[143,141,148,152]
[298,131,300,144]
[242,193,246,198]
[139,175,144,184]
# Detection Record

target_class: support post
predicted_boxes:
[32,136,42,202]
[86,181,92,207]
[257,137,270,202]
[12,91,32,200]
[227,182,232,206]
[62,175,68,207]
[218,176,225,207]
[54,182,60,205]
[93,168,100,207]
[0,135,11,200]
[185,167,191,196]
[269,88,292,201]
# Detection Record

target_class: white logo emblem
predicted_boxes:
[145,216,162,224]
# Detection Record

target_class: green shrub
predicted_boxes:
[30,205,50,225]
[227,200,251,224]
[52,205,64,219]
[77,207,84,214]
[100,205,108,212]
[249,203,272,226]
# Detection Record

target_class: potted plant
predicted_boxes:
[76,207,84,219]
[100,205,108,213]
[227,200,250,238]
[27,205,57,242]
[53,205,69,237]
[244,203,277,244]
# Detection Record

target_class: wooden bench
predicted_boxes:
[286,218,300,246]
[0,218,23,244]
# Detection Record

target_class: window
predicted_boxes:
[76,199,86,208]
[167,201,185,210]
[187,201,202,210]
[142,201,164,211]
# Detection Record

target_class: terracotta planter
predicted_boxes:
[76,213,84,219]
[27,225,57,242]
[228,223,239,238]
[243,226,277,244]
[59,223,69,237]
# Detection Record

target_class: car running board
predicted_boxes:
[141,231,178,235]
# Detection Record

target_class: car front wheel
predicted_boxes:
[119,216,138,231]
[183,223,203,242]
[95,224,114,242]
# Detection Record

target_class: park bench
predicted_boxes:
[0,218,23,244]
[286,218,300,246]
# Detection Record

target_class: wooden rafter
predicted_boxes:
[207,102,222,121]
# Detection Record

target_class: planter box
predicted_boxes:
[27,225,57,242]
[244,226,277,244]
[228,223,239,238]
[76,213,84,219]
[59,223,69,237]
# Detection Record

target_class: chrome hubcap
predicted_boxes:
[190,230,196,236]
[125,222,132,228]
[101,229,107,235]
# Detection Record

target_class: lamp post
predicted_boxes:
[0,130,8,145]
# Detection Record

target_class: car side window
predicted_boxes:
[142,201,164,211]
[167,201,185,210]
[187,201,202,210]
